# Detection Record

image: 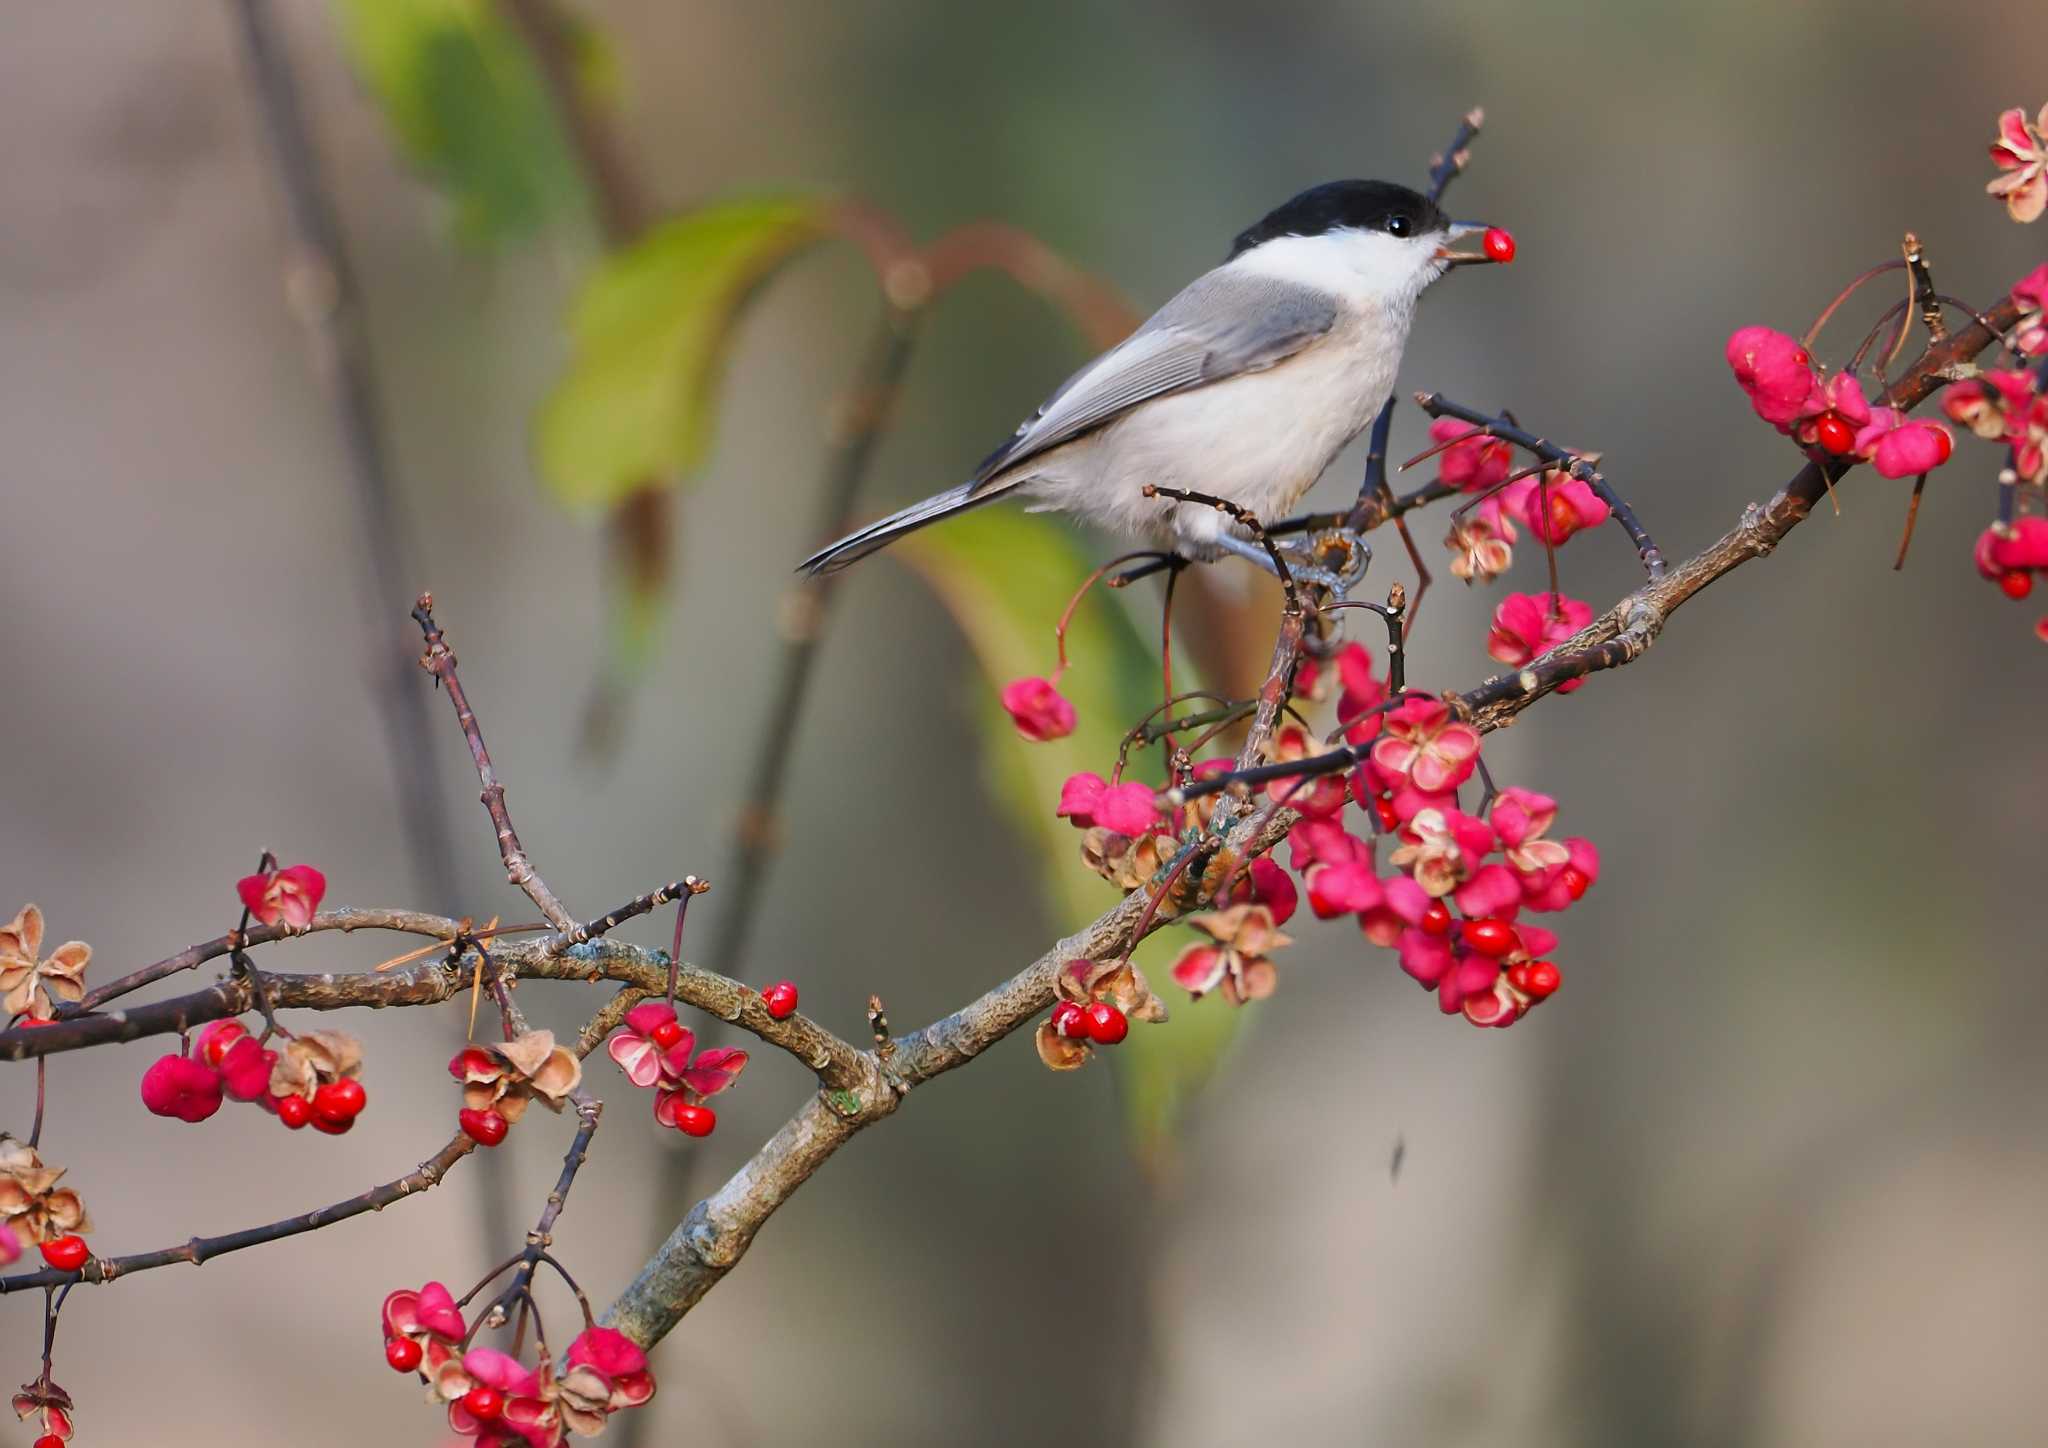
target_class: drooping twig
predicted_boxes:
[0,1131,475,1295]
[411,593,577,932]
[225,0,460,909]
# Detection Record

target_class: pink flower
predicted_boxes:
[2009,263,2048,354]
[236,864,326,930]
[999,676,1076,742]
[1388,807,1496,899]
[1851,406,1954,478]
[564,1326,656,1413]
[1305,858,1384,919]
[1169,904,1291,1006]
[1054,772,1163,837]
[1490,788,1568,872]
[1370,698,1482,794]
[1988,105,2048,224]
[0,1221,19,1267]
[1974,518,2048,579]
[1286,819,1371,873]
[1487,593,1594,690]
[1334,643,1388,742]
[1726,326,1823,429]
[445,1347,553,1445]
[1520,837,1601,912]
[384,1280,470,1399]
[1396,930,1501,1015]
[1501,472,1610,545]
[1262,724,1348,817]
[191,1020,279,1104]
[140,1053,224,1123]
[1358,871,1432,947]
[604,1003,749,1126]
[1222,856,1298,926]
[1429,416,1514,492]
[1453,862,1524,919]
[1446,515,1515,583]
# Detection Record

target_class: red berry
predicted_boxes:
[1050,1001,1088,1038]
[462,1386,505,1422]
[1082,1001,1129,1046]
[385,1335,423,1373]
[649,1019,685,1050]
[39,1234,88,1272]
[1814,411,1856,456]
[34,1436,64,1448]
[314,1077,367,1123]
[202,1021,247,1066]
[673,1103,717,1138]
[1371,794,1398,832]
[311,1112,354,1136]
[1559,865,1591,901]
[1509,960,1562,999]
[1929,425,1953,465]
[762,981,800,1020]
[1460,918,1519,958]
[1481,226,1516,264]
[277,1093,313,1129]
[1999,568,2034,600]
[459,1107,510,1147]
[448,1047,496,1081]
[1420,901,1453,937]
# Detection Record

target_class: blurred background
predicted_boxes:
[4,2,2048,1444]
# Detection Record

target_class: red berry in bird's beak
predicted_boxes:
[1482,227,1516,264]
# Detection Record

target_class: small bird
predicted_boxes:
[799,179,1508,579]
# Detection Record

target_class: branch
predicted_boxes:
[0,1130,474,1295]
[411,594,576,932]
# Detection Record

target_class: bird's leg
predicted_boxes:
[1213,530,1370,599]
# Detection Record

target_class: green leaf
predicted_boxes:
[897,511,1246,1166]
[535,196,833,513]
[332,0,584,245]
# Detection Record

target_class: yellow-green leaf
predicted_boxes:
[332,0,584,244]
[535,196,833,513]
[897,510,1246,1165]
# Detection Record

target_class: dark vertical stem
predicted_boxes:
[700,310,920,980]
[225,0,498,1258]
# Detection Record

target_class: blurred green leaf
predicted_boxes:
[535,196,833,513]
[897,510,1245,1165]
[332,0,585,244]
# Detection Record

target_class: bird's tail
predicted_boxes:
[797,479,1015,575]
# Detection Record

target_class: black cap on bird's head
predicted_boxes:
[1228,179,1503,268]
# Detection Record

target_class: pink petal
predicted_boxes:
[607,1034,665,1089]
[1093,781,1164,838]
[999,676,1077,742]
[1306,860,1384,919]
[1170,945,1226,997]
[1398,929,1453,988]
[1055,772,1107,826]
[622,1002,678,1037]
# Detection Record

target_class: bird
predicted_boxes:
[798,179,1508,580]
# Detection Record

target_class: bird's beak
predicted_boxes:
[1435,219,1505,268]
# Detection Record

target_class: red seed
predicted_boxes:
[459,1107,509,1147]
[277,1094,314,1129]
[1082,1001,1130,1046]
[673,1103,717,1138]
[38,1234,88,1272]
[1930,425,1953,465]
[1814,411,1856,456]
[649,1019,685,1050]
[448,1047,496,1081]
[1050,1001,1088,1038]
[1999,568,2034,600]
[1372,795,1398,832]
[462,1386,505,1422]
[1460,918,1519,958]
[310,1112,354,1136]
[1482,227,1516,264]
[762,981,800,1020]
[1421,901,1453,936]
[202,1022,246,1067]
[1509,960,1562,999]
[314,1077,367,1123]
[34,1436,65,1448]
[1560,866,1591,900]
[385,1335,424,1373]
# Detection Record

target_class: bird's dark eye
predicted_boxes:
[1386,214,1412,237]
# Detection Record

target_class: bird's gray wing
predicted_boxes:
[967,269,1339,488]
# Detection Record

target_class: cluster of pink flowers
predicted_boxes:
[1138,644,1599,1030]
[603,1003,747,1138]
[1989,105,2048,225]
[381,1283,655,1444]
[1726,326,1955,477]
[1486,592,1595,692]
[139,1020,370,1135]
[1427,419,1611,584]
